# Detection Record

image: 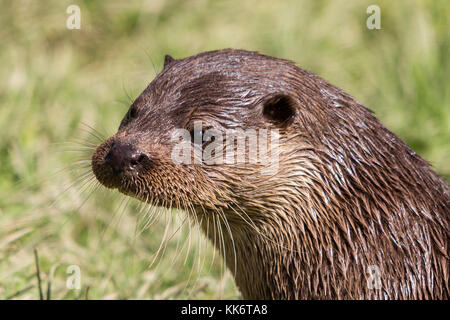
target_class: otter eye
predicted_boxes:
[128,106,138,120]
[119,105,138,130]
[262,94,296,126]
[190,128,204,145]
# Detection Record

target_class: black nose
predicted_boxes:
[104,142,149,172]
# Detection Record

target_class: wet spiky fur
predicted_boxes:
[92,49,449,299]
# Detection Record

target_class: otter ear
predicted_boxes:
[261,93,297,127]
[163,54,175,68]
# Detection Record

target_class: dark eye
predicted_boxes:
[119,106,138,130]
[128,106,138,120]
[190,128,204,145]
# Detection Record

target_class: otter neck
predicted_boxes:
[202,209,337,299]
[201,190,448,300]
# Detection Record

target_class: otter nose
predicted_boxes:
[104,142,148,172]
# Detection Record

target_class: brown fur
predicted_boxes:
[92,49,449,299]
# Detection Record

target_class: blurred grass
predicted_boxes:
[0,0,448,299]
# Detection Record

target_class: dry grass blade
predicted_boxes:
[5,285,35,300]
[33,248,43,300]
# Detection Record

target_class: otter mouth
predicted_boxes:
[91,138,150,198]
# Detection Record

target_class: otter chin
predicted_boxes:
[91,49,449,300]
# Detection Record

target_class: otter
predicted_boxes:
[91,49,449,299]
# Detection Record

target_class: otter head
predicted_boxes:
[91,49,449,300]
[92,49,304,215]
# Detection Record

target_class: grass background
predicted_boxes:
[0,0,448,299]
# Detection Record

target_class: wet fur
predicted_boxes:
[92,49,449,299]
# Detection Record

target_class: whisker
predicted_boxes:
[148,207,171,270]
[79,122,106,142]
[218,209,237,277]
[48,170,96,209]
[97,194,130,246]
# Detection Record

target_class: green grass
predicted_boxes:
[0,0,448,299]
